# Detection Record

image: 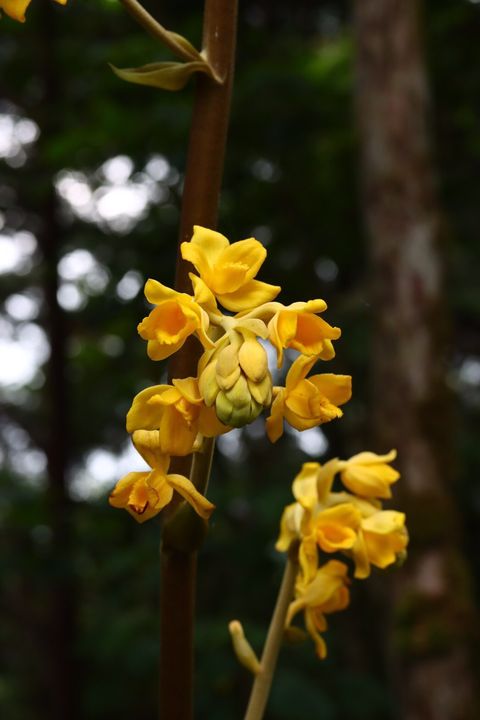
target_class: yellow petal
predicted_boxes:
[309,374,352,407]
[189,273,218,313]
[1,0,31,21]
[304,609,328,659]
[285,355,317,392]
[316,504,360,553]
[352,532,370,579]
[219,238,266,282]
[217,279,281,313]
[341,454,399,499]
[362,510,405,534]
[159,406,197,456]
[147,470,175,510]
[132,430,168,469]
[126,385,170,433]
[143,278,176,304]
[172,376,202,404]
[275,503,304,551]
[292,463,320,509]
[316,458,341,502]
[146,338,183,361]
[166,473,215,519]
[182,226,229,278]
[109,472,150,508]
[265,391,285,442]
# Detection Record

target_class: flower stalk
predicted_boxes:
[158,1,238,718]
[243,544,299,720]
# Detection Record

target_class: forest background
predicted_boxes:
[0,1,479,719]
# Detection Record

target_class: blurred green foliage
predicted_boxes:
[0,1,479,718]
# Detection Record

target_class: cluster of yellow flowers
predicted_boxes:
[0,0,66,23]
[276,451,408,658]
[109,226,352,522]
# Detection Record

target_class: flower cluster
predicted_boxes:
[1,0,66,23]
[110,226,351,522]
[277,451,408,658]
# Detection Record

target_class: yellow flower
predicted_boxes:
[353,509,408,579]
[109,452,215,523]
[266,355,351,442]
[1,0,66,22]
[126,377,228,456]
[286,560,350,659]
[338,450,400,499]
[268,300,341,367]
[181,225,280,312]
[137,279,213,361]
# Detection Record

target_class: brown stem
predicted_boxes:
[159,2,238,718]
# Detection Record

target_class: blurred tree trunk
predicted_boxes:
[37,6,79,720]
[353,2,477,719]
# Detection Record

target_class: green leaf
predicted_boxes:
[109,60,211,91]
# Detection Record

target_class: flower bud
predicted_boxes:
[238,339,268,383]
[198,359,220,407]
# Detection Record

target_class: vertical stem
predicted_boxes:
[160,2,238,719]
[243,549,299,720]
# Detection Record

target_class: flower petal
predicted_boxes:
[292,463,320,509]
[144,278,177,304]
[265,391,285,442]
[166,473,215,519]
[309,374,352,407]
[126,385,170,432]
[217,279,281,312]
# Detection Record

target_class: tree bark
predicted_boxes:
[353,2,477,719]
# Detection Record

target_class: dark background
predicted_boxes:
[0,1,479,719]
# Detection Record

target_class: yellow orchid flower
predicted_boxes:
[126,377,228,456]
[352,509,408,579]
[137,279,213,361]
[181,225,280,312]
[268,299,341,368]
[286,560,350,659]
[338,450,400,499]
[108,452,215,523]
[266,355,351,442]
[1,0,66,22]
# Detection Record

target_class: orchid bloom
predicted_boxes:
[137,279,213,361]
[268,299,341,367]
[126,377,228,457]
[266,354,351,442]
[181,225,280,312]
[285,560,350,659]
[109,450,215,523]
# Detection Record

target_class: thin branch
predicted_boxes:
[120,0,202,63]
[243,547,299,720]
